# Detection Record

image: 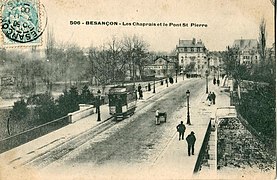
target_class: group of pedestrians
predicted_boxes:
[213,77,220,86]
[206,91,216,106]
[176,121,196,156]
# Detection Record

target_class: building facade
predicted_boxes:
[144,57,176,78]
[176,38,207,77]
[232,39,260,66]
[209,52,224,79]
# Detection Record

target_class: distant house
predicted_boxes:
[176,38,208,77]
[209,52,224,78]
[144,57,176,78]
[232,39,260,66]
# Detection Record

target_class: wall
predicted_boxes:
[68,104,94,123]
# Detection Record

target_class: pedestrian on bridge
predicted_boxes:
[176,121,186,140]
[139,89,143,99]
[206,92,212,106]
[211,92,216,105]
[186,131,196,156]
[138,84,143,99]
[155,109,160,125]
[148,83,151,91]
[217,79,220,86]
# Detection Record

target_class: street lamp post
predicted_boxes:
[153,75,156,93]
[205,70,209,94]
[186,90,191,125]
[97,93,101,121]
[175,66,178,83]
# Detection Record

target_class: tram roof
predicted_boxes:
[109,84,135,93]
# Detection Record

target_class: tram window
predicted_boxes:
[108,95,117,106]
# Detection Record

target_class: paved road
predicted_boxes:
[33,78,206,178]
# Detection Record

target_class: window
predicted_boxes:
[191,48,194,52]
[184,47,187,52]
[181,59,184,64]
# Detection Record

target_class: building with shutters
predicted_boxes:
[176,38,208,77]
[144,56,176,78]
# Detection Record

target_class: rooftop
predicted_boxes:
[177,38,205,48]
[233,39,258,50]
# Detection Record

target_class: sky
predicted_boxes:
[40,0,275,52]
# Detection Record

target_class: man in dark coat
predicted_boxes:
[139,89,143,99]
[148,83,151,91]
[186,131,196,156]
[211,92,216,105]
[206,92,212,106]
[176,121,186,140]
[138,84,142,92]
[138,84,142,99]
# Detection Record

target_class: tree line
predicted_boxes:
[0,34,154,97]
[7,85,95,135]
[222,18,276,145]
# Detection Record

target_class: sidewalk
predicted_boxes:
[0,76,186,168]
[149,81,230,179]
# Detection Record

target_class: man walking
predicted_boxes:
[138,84,142,99]
[176,121,186,140]
[155,109,160,125]
[211,92,216,105]
[139,89,143,99]
[206,92,212,106]
[186,131,196,156]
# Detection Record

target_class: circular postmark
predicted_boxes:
[1,0,43,43]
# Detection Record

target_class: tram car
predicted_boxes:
[108,85,137,120]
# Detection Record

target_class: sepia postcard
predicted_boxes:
[0,0,276,179]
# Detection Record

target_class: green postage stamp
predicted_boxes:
[1,0,46,47]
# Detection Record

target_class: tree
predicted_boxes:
[184,62,196,73]
[28,93,59,124]
[57,86,80,116]
[80,85,94,104]
[9,99,29,122]
[107,36,124,82]
[122,35,149,81]
[13,57,45,96]
[258,18,267,63]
